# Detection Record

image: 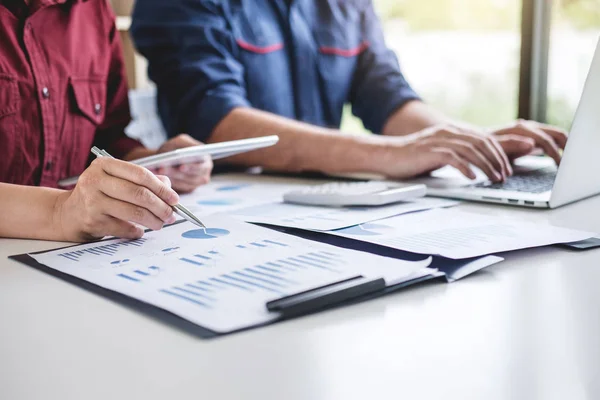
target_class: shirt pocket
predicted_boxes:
[233,19,289,108]
[314,29,368,105]
[67,75,108,175]
[0,74,20,183]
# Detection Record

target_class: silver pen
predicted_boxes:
[90,146,206,230]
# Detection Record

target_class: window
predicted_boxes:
[547,0,600,129]
[343,0,523,133]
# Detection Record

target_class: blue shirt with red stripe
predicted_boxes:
[131,0,420,141]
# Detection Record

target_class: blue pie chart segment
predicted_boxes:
[341,223,394,236]
[182,228,231,240]
[197,199,241,206]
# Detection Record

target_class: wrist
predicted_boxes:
[51,190,71,242]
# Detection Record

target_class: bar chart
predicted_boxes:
[58,238,147,262]
[30,214,433,333]
[159,250,346,307]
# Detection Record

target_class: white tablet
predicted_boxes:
[58,135,279,187]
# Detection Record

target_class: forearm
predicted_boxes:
[0,183,67,241]
[382,100,449,136]
[209,108,390,175]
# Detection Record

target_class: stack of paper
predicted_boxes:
[232,197,458,231]
[29,217,434,334]
[328,208,594,259]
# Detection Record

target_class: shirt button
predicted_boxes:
[42,87,50,99]
[45,161,53,171]
[94,103,102,115]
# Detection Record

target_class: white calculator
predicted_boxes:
[283,181,427,207]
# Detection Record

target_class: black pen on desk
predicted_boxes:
[90,146,207,230]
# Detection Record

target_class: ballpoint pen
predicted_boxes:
[90,146,207,230]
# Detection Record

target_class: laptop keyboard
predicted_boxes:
[474,169,556,193]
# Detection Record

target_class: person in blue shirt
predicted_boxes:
[131,0,567,183]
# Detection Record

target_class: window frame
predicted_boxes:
[518,0,553,122]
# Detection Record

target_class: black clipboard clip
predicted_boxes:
[266,276,386,317]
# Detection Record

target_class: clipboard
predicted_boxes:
[58,135,279,187]
[8,224,501,339]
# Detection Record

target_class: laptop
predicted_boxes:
[411,39,600,209]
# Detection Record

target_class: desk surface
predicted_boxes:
[1,174,599,400]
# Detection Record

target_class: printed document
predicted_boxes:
[29,217,433,333]
[329,208,594,259]
[232,198,458,231]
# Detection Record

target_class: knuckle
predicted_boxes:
[159,204,173,220]
[133,165,151,184]
[131,206,147,222]
[156,183,172,200]
[133,186,151,203]
[90,157,105,169]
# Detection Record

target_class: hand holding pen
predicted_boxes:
[51,147,204,242]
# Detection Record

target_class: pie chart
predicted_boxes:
[340,223,394,236]
[182,228,231,239]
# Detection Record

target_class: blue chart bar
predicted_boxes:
[245,268,297,284]
[134,270,150,276]
[209,251,219,255]
[257,264,284,274]
[117,273,140,282]
[58,238,148,262]
[250,242,267,248]
[210,277,252,291]
[172,287,215,302]
[196,281,221,291]
[149,266,160,271]
[185,283,213,293]
[279,260,305,270]
[160,289,210,308]
[180,257,205,267]
[237,245,246,249]
[263,240,288,247]
[157,250,348,309]
[223,274,283,294]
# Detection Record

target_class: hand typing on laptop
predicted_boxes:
[491,119,568,165]
[373,118,567,184]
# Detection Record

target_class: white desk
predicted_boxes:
[1,174,600,400]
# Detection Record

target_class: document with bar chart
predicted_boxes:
[28,217,433,334]
[232,197,458,231]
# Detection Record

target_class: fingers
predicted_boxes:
[161,162,212,193]
[493,120,567,163]
[102,195,174,231]
[488,136,514,176]
[93,158,179,206]
[496,135,536,159]
[99,217,145,240]
[535,122,568,149]
[511,123,562,164]
[436,126,510,180]
[456,131,511,179]
[97,174,176,225]
[158,134,201,153]
[430,148,476,179]
[435,139,502,182]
